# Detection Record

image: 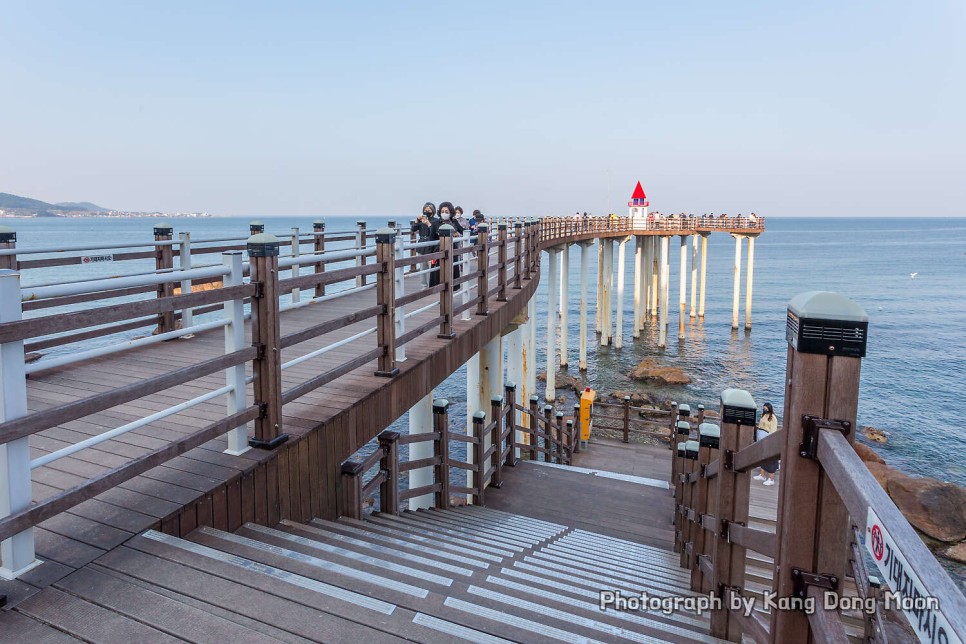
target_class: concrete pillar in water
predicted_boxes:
[527,295,536,397]
[651,237,660,319]
[559,244,569,368]
[658,236,670,348]
[732,234,743,330]
[600,240,611,347]
[595,242,603,335]
[546,248,558,400]
[643,235,653,319]
[578,242,591,370]
[745,236,755,330]
[407,393,435,510]
[615,236,627,349]
[465,350,481,496]
[633,236,642,338]
[679,235,688,341]
[606,239,616,345]
[505,323,524,459]
[699,233,709,318]
[690,234,698,318]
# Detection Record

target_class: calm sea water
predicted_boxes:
[8,215,966,487]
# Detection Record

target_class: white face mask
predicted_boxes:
[442,213,451,220]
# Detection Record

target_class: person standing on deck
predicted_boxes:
[469,209,485,234]
[753,402,779,486]
[417,202,437,287]
[430,201,463,290]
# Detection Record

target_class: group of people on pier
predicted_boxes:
[414,201,487,287]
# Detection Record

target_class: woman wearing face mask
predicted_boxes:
[430,201,463,289]
[416,202,437,287]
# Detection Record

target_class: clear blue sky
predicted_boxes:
[2,1,963,217]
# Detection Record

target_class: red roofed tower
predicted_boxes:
[628,181,649,220]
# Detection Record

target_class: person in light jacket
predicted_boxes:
[753,402,779,486]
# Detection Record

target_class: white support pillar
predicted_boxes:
[223,252,251,457]
[0,269,40,579]
[546,249,558,401]
[407,393,434,510]
[745,236,755,331]
[615,237,627,349]
[466,353,481,441]
[595,242,603,334]
[600,240,610,346]
[658,236,669,348]
[732,235,743,330]
[643,236,653,319]
[607,240,616,345]
[650,237,659,319]
[527,295,536,397]
[578,243,590,370]
[559,244,569,368]
[632,237,642,338]
[505,325,524,458]
[480,335,503,479]
[699,234,709,318]
[690,234,698,319]
[679,235,687,341]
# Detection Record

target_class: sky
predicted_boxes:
[1,1,964,217]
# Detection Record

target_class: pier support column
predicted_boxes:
[546,248,558,401]
[699,233,709,318]
[633,237,642,338]
[690,234,698,319]
[658,236,670,348]
[600,240,611,346]
[595,242,603,334]
[578,242,591,370]
[505,324,524,459]
[407,393,435,510]
[744,236,755,331]
[615,237,627,349]
[559,244,569,368]
[651,238,659,319]
[731,235,743,330]
[679,235,687,341]
[607,240,616,345]
[643,236,653,320]
[527,294,536,398]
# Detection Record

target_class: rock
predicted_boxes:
[536,371,584,394]
[863,426,888,443]
[628,358,691,385]
[610,390,659,407]
[944,542,966,565]
[865,462,893,489]
[854,441,885,464]
[888,476,966,543]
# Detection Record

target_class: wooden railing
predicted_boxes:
[671,295,966,643]
[591,396,674,443]
[339,383,581,518]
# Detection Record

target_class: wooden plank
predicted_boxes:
[226,479,242,531]
[240,471,255,526]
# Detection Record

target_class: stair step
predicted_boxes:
[369,513,525,554]
[331,516,508,562]
[451,506,569,536]
[409,510,548,547]
[411,612,515,644]
[543,538,686,577]
[516,556,698,600]
[531,545,693,586]
[442,597,608,644]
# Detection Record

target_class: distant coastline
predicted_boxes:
[0,190,212,219]
[0,211,213,219]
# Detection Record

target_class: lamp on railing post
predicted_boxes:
[313,219,325,297]
[247,233,288,450]
[504,384,517,466]
[529,395,540,461]
[432,399,451,509]
[691,422,720,593]
[472,411,486,505]
[222,251,251,456]
[0,226,16,271]
[0,269,40,580]
[497,224,508,302]
[710,388,756,642]
[476,224,489,315]
[249,220,265,235]
[374,228,399,377]
[490,396,504,488]
[355,220,367,287]
[377,431,400,515]
[436,225,456,339]
[153,222,175,334]
[512,222,523,289]
[770,292,868,643]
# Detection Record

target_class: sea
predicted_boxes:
[7,215,966,489]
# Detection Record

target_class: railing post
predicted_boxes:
[249,220,265,235]
[522,222,532,281]
[697,403,705,425]
[153,222,175,334]
[572,403,581,454]
[436,225,456,339]
[565,419,574,464]
[290,226,301,304]
[710,389,756,642]
[490,396,504,488]
[513,222,523,289]
[543,405,554,463]
[555,412,565,465]
[313,219,325,297]
[476,224,489,315]
[673,441,687,554]
[374,228,399,377]
[691,422,720,592]
[770,293,868,643]
[178,231,193,329]
[0,269,39,580]
[222,251,251,456]
[393,230,407,363]
[504,384,517,467]
[341,461,364,520]
[668,401,679,445]
[432,399,451,509]
[378,431,400,515]
[497,224,508,301]
[528,396,539,461]
[355,220,367,287]
[247,234,288,450]
[680,440,699,569]
[0,226,16,271]
[623,395,631,443]
[472,411,486,505]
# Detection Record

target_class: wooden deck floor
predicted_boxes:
[2,269,536,607]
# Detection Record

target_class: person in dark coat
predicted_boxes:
[430,202,463,289]
[416,202,437,286]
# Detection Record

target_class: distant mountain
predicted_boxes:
[0,192,108,214]
[55,201,108,211]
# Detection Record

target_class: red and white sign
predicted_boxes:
[80,254,113,265]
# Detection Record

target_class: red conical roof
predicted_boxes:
[631,181,647,200]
